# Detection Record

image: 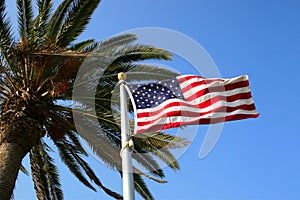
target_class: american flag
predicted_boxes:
[128,75,259,134]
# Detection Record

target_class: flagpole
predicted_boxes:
[118,72,135,200]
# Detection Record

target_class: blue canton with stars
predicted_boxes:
[128,77,185,109]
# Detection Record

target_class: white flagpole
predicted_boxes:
[118,72,135,200]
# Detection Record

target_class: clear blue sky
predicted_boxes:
[7,0,300,199]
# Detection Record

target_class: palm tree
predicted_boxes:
[0,0,187,199]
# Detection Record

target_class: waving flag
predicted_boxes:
[128,75,259,134]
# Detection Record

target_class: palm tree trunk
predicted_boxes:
[0,142,24,200]
[0,103,44,199]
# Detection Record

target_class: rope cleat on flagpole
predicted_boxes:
[120,137,134,157]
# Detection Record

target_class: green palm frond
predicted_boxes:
[30,147,50,199]
[54,139,97,191]
[132,151,165,178]
[0,1,15,77]
[126,64,179,82]
[46,0,74,41]
[17,0,34,40]
[110,44,172,64]
[69,39,96,51]
[75,123,122,169]
[135,132,189,149]
[56,0,101,47]
[66,130,88,156]
[0,1,13,51]
[37,0,52,12]
[134,133,189,170]
[68,147,123,199]
[30,142,63,200]
[134,174,154,200]
[54,137,122,199]
[81,41,101,53]
[97,34,137,52]
[31,0,52,45]
[40,143,63,200]
[48,105,88,155]
[154,147,180,170]
[133,167,167,183]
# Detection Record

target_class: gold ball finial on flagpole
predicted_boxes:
[118,72,127,81]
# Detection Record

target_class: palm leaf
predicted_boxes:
[133,167,167,183]
[40,143,63,200]
[110,44,172,65]
[97,34,137,52]
[17,0,34,40]
[31,0,52,45]
[125,64,179,82]
[134,174,154,200]
[69,39,95,51]
[135,132,189,149]
[55,137,122,199]
[133,133,188,171]
[37,0,52,11]
[81,41,101,53]
[56,0,102,47]
[131,151,165,178]
[30,142,63,200]
[74,120,122,169]
[68,147,123,199]
[0,1,16,78]
[153,148,180,170]
[46,0,74,41]
[54,139,97,191]
[30,147,50,200]
[0,1,13,51]
[47,105,87,155]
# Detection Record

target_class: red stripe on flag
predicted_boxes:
[177,75,224,84]
[136,113,259,134]
[177,75,203,83]
[185,80,250,101]
[181,79,222,93]
[137,104,257,126]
